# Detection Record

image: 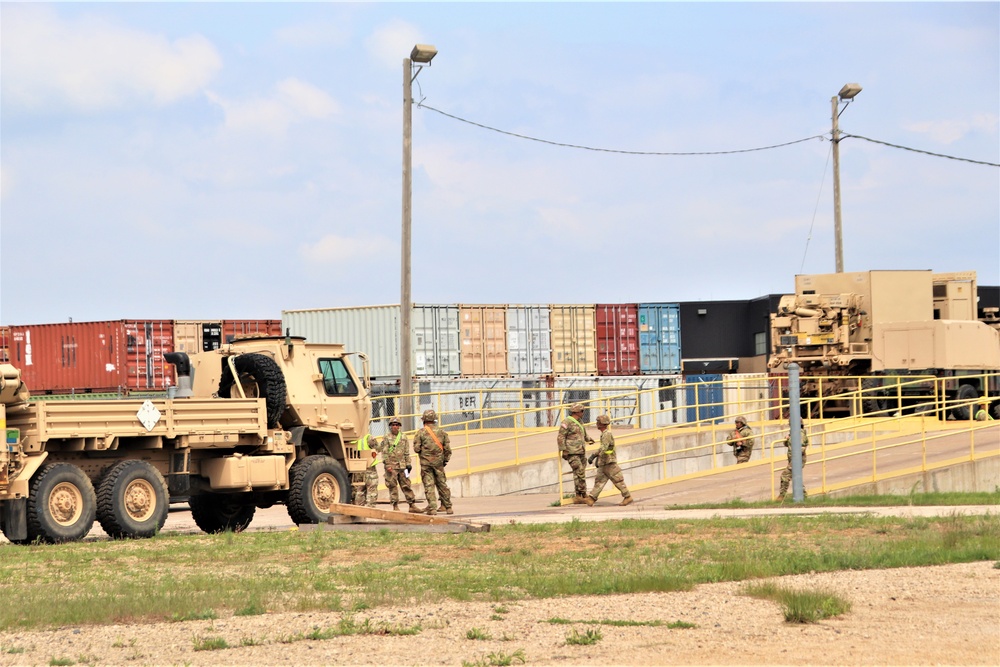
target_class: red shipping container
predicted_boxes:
[122,320,175,391]
[5,321,125,394]
[223,319,283,343]
[596,304,640,376]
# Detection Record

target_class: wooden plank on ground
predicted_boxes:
[325,503,490,532]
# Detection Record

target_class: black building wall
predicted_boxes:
[978,285,999,318]
[679,301,751,359]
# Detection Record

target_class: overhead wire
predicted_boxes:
[801,143,833,273]
[841,133,999,167]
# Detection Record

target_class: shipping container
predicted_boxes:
[223,319,283,343]
[458,305,509,377]
[173,320,222,354]
[638,303,682,374]
[412,304,461,377]
[122,320,175,391]
[595,304,640,376]
[506,305,552,376]
[283,305,401,379]
[0,326,9,363]
[685,374,724,422]
[550,304,597,376]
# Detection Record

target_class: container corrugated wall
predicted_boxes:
[459,305,509,377]
[506,305,552,376]
[224,319,283,342]
[596,304,639,376]
[638,303,682,374]
[550,305,597,375]
[0,326,10,363]
[5,322,124,394]
[413,305,461,377]
[282,306,401,379]
[122,320,175,391]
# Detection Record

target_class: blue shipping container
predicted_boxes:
[638,303,682,374]
[685,374,724,423]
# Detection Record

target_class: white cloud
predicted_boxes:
[364,19,423,70]
[275,21,351,49]
[0,5,221,111]
[903,114,1000,145]
[207,78,338,136]
[300,234,393,265]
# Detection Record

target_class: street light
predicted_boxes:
[832,82,862,273]
[401,43,436,426]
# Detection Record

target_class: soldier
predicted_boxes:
[585,414,633,506]
[557,403,594,503]
[728,415,755,464]
[777,424,809,501]
[413,409,453,515]
[379,417,422,513]
[354,430,381,508]
[974,400,994,421]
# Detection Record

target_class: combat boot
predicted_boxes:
[583,496,595,506]
[444,507,454,515]
[391,503,399,512]
[572,496,587,505]
[425,508,438,516]
[408,504,423,514]
[619,496,633,507]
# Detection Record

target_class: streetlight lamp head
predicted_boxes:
[410,44,438,63]
[838,83,862,101]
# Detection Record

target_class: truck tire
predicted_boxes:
[218,353,287,428]
[189,494,256,534]
[951,384,979,421]
[861,378,886,416]
[25,463,97,544]
[96,460,169,539]
[287,455,351,525]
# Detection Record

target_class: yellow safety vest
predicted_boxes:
[357,434,381,468]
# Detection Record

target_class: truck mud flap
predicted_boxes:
[1,497,27,542]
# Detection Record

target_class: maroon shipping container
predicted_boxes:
[4,320,176,395]
[0,326,10,363]
[223,319,283,343]
[595,304,640,376]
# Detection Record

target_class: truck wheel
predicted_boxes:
[951,384,979,421]
[96,460,169,539]
[861,378,886,416]
[218,353,288,428]
[25,463,96,544]
[189,494,256,534]
[287,455,351,525]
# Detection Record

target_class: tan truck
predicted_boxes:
[768,270,1000,418]
[0,335,373,544]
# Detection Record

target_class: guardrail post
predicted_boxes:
[788,363,804,502]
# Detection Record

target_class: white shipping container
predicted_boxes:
[413,305,461,377]
[507,305,553,376]
[282,305,401,379]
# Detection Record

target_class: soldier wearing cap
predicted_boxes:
[378,417,421,513]
[728,415,755,464]
[413,409,453,515]
[975,400,994,421]
[586,414,632,506]
[557,402,594,503]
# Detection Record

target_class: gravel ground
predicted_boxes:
[0,561,995,666]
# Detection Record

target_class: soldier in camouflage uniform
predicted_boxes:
[354,430,380,508]
[413,409,453,515]
[378,417,422,513]
[728,415,755,464]
[557,403,594,503]
[778,425,809,500]
[585,414,632,506]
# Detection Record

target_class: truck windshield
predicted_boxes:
[318,358,358,396]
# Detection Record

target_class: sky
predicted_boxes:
[1,2,998,325]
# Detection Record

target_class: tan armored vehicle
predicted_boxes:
[768,270,1000,418]
[0,336,372,544]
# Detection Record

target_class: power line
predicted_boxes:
[418,103,825,156]
[841,133,999,167]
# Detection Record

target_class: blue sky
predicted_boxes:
[2,2,997,324]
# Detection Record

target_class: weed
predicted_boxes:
[240,636,264,647]
[235,602,267,616]
[462,648,527,667]
[743,581,852,623]
[565,628,602,645]
[3,645,26,654]
[667,620,697,629]
[192,636,230,651]
[48,658,75,666]
[466,627,492,640]
[490,614,504,621]
[170,609,217,622]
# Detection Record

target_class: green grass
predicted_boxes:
[466,627,492,640]
[0,511,996,631]
[192,635,229,651]
[668,490,1000,510]
[565,628,602,645]
[742,581,853,623]
[463,649,526,667]
[546,617,666,627]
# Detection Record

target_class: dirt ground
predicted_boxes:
[0,560,995,666]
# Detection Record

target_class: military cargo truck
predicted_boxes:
[768,270,1000,418]
[0,335,372,544]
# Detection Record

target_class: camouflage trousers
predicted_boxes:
[354,467,379,507]
[733,445,753,464]
[564,453,588,498]
[383,466,416,505]
[420,464,452,512]
[590,462,629,501]
[779,451,808,497]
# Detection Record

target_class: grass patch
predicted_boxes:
[47,659,74,666]
[565,628,602,645]
[463,649,526,666]
[192,635,229,651]
[466,627,492,640]
[667,620,697,629]
[743,581,853,623]
[545,617,666,627]
[0,510,995,631]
